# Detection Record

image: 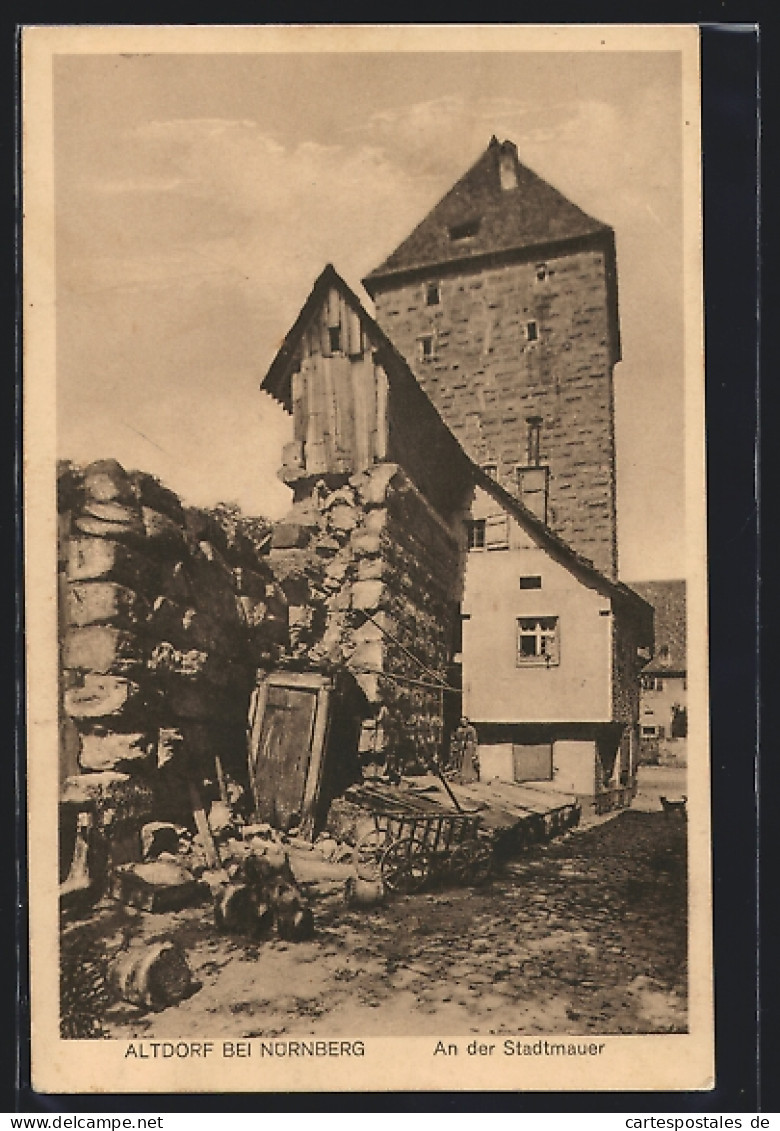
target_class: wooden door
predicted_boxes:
[512,743,553,783]
[248,673,332,834]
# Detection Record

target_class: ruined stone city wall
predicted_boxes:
[372,249,618,579]
[57,459,287,831]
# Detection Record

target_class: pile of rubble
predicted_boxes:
[58,791,371,1034]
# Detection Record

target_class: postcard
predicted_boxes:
[22,23,712,1094]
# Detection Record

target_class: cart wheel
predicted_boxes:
[353,828,387,881]
[448,839,494,887]
[380,837,432,894]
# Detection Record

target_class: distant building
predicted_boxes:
[630,580,687,743]
[364,135,621,580]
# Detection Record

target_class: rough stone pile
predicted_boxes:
[57,458,288,841]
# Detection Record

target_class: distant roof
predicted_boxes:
[363,136,612,291]
[630,580,687,672]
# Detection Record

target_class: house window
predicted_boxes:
[328,325,342,353]
[658,645,670,661]
[517,616,559,666]
[449,218,481,241]
[519,575,542,590]
[641,726,657,737]
[481,461,498,480]
[535,263,548,282]
[417,334,435,361]
[466,519,486,550]
[526,320,538,343]
[425,281,440,306]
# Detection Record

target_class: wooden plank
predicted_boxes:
[327,287,341,329]
[345,306,363,358]
[319,306,332,357]
[351,355,372,472]
[267,670,330,689]
[373,364,389,461]
[188,779,220,868]
[333,355,356,461]
[320,355,338,469]
[291,369,307,443]
[499,781,576,811]
[303,356,325,460]
[299,682,332,839]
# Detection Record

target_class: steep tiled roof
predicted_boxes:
[630,580,687,672]
[363,137,611,291]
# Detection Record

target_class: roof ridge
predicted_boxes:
[364,136,610,288]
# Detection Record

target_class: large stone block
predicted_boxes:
[78,730,155,772]
[66,537,149,587]
[82,459,136,505]
[63,626,143,674]
[65,581,143,628]
[271,523,311,550]
[64,674,141,719]
[350,579,386,612]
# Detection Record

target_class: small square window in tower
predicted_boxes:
[425,281,440,306]
[417,334,435,362]
[526,416,542,465]
[449,218,481,241]
[516,616,559,666]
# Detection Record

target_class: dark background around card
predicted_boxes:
[6,15,767,1116]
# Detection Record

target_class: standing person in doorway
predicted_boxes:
[450,717,479,784]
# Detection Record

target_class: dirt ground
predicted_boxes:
[66,768,688,1041]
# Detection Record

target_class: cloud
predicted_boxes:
[56,84,686,547]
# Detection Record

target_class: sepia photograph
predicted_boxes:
[22,24,712,1094]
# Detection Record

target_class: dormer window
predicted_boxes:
[425,281,440,306]
[449,218,481,241]
[481,461,498,480]
[535,263,548,282]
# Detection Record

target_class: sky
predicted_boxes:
[52,41,692,581]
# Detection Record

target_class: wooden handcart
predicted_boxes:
[350,787,493,894]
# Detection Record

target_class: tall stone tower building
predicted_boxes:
[363,136,621,580]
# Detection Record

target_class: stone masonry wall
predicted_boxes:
[266,463,461,774]
[373,250,618,579]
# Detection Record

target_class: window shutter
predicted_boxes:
[485,514,509,549]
